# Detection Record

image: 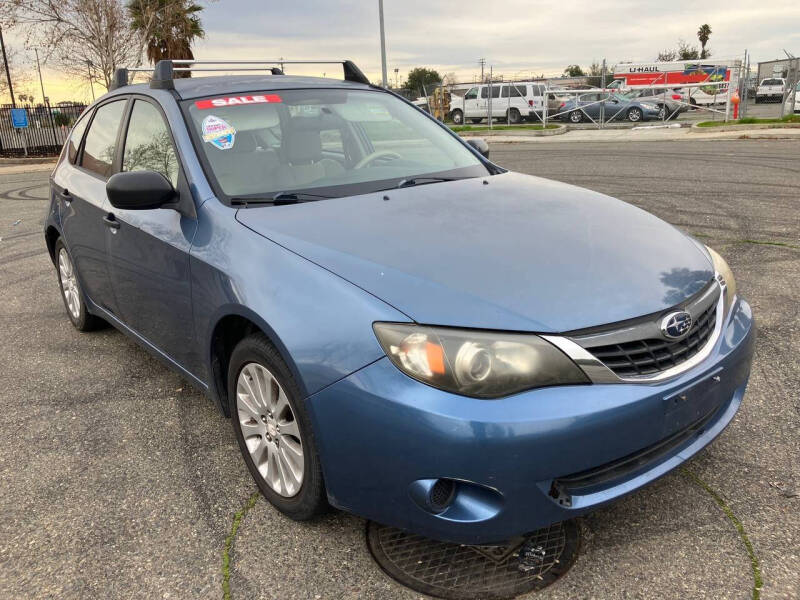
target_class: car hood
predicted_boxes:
[236,172,713,332]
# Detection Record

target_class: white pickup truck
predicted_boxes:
[755,78,785,103]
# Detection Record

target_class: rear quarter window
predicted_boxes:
[66,112,92,164]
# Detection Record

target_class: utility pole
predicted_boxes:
[394,67,399,89]
[0,25,16,107]
[378,0,388,87]
[478,58,486,83]
[86,60,96,101]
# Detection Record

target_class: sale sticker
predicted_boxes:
[201,115,236,150]
[195,94,282,109]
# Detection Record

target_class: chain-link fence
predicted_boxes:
[440,55,798,130]
[0,103,87,157]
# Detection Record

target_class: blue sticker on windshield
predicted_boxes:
[202,115,236,150]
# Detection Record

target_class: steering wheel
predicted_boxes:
[353,150,402,169]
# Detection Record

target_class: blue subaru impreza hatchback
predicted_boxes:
[45,60,754,544]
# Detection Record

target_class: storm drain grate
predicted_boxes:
[366,520,580,600]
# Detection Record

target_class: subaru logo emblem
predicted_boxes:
[660,311,693,340]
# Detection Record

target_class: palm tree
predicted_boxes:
[128,0,205,78]
[697,24,712,59]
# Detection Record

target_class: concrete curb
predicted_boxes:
[690,122,800,133]
[457,124,567,138]
[0,157,57,166]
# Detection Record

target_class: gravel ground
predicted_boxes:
[0,138,797,600]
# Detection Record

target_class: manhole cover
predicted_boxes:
[366,520,580,600]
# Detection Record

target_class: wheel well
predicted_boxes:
[45,226,60,264]
[209,315,260,417]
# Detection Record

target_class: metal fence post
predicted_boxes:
[46,100,59,148]
[488,66,493,129]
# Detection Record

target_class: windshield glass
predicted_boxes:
[185,89,489,199]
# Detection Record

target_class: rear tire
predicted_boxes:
[451,109,463,125]
[229,333,327,520]
[569,110,583,123]
[54,238,104,332]
[507,108,522,124]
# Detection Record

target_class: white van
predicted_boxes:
[450,83,546,124]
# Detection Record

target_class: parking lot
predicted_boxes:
[0,137,798,599]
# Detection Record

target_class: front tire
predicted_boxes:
[451,109,463,125]
[627,107,643,122]
[229,333,326,520]
[54,238,103,331]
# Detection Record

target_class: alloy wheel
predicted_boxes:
[236,362,304,497]
[58,248,81,320]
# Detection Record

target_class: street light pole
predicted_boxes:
[35,48,46,104]
[0,25,16,107]
[378,0,388,87]
[86,60,96,101]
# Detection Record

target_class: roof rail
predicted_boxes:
[111,59,371,91]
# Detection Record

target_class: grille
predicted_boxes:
[586,303,717,377]
[429,479,456,511]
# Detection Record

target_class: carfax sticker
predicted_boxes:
[201,115,236,150]
[195,94,282,109]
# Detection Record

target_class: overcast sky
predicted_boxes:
[6,0,800,102]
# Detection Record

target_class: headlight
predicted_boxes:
[373,323,589,398]
[706,245,737,315]
[641,103,658,110]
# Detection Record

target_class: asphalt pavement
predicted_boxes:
[0,138,798,599]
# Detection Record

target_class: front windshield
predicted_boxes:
[185,88,489,199]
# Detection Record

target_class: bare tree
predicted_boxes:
[656,49,678,62]
[1,0,144,91]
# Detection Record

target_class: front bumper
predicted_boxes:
[307,297,754,544]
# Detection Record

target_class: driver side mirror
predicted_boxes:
[106,171,176,210]
[466,138,490,159]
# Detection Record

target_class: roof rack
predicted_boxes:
[110,59,371,91]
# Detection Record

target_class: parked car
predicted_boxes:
[625,87,688,118]
[46,59,754,546]
[755,78,786,103]
[558,92,663,123]
[450,82,546,124]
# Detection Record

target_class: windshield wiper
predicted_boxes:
[395,176,466,189]
[231,191,332,207]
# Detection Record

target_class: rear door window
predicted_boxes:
[81,100,127,178]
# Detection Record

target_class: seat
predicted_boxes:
[270,126,344,189]
[210,130,280,195]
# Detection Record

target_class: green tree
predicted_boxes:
[403,68,442,95]
[677,40,700,60]
[563,64,585,77]
[697,24,712,59]
[128,0,205,78]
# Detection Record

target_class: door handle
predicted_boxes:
[103,214,121,230]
